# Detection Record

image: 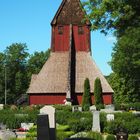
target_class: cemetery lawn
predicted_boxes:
[0,104,140,140]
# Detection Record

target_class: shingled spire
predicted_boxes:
[51,0,90,25]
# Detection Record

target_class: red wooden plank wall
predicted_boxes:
[29,94,66,105]
[29,93,112,105]
[52,25,90,52]
[77,93,113,105]
[73,26,90,52]
[53,25,70,51]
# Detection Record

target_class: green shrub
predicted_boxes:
[115,103,140,111]
[101,112,140,134]
[56,110,72,125]
[57,131,74,140]
[10,138,34,140]
[94,78,103,105]
[67,112,92,132]
[0,107,38,129]
[100,113,107,132]
[26,132,37,138]
[106,134,116,140]
[56,110,92,132]
[87,131,103,140]
[68,119,83,132]
[56,124,75,140]
[53,104,72,111]
[82,78,92,111]
[128,135,139,140]
[57,125,70,131]
[96,104,104,110]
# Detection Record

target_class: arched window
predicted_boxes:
[58,26,63,34]
[78,26,84,34]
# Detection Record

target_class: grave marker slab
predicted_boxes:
[92,111,100,132]
[40,106,56,140]
[0,104,4,110]
[37,114,50,140]
[106,114,114,122]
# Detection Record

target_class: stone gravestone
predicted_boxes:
[106,114,114,122]
[116,128,128,140]
[90,105,96,112]
[0,130,16,140]
[37,114,50,140]
[92,111,100,132]
[0,123,6,130]
[21,123,34,131]
[40,106,56,140]
[72,106,82,112]
[0,104,4,110]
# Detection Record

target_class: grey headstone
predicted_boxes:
[0,123,6,130]
[106,114,114,122]
[0,130,16,140]
[21,123,34,130]
[0,104,4,110]
[90,105,96,111]
[92,111,100,132]
[78,107,82,112]
[40,106,56,140]
[72,106,82,112]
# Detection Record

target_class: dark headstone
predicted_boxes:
[37,114,50,140]
[116,128,128,140]
[40,106,56,140]
[64,138,93,140]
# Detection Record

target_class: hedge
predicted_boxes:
[0,107,39,129]
[115,102,140,111]
[100,112,140,134]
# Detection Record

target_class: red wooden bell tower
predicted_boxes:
[27,0,114,105]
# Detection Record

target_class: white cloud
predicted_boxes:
[106,36,116,42]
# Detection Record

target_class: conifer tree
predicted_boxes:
[94,78,103,105]
[82,78,92,111]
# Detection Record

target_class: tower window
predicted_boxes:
[58,26,63,34]
[78,26,84,34]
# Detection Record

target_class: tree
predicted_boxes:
[0,53,5,103]
[111,28,140,102]
[82,78,92,111]
[3,43,29,104]
[83,0,140,36]
[106,73,128,103]
[94,77,103,105]
[83,0,140,103]
[0,43,51,104]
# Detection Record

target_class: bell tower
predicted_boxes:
[27,0,114,105]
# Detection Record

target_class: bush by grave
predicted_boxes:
[106,134,116,140]
[82,78,92,111]
[94,78,103,107]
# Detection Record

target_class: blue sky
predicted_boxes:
[0,0,116,75]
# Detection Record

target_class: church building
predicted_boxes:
[27,0,114,105]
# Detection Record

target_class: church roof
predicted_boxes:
[51,0,91,25]
[27,52,113,94]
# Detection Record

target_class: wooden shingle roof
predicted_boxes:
[51,0,91,25]
[27,52,113,94]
